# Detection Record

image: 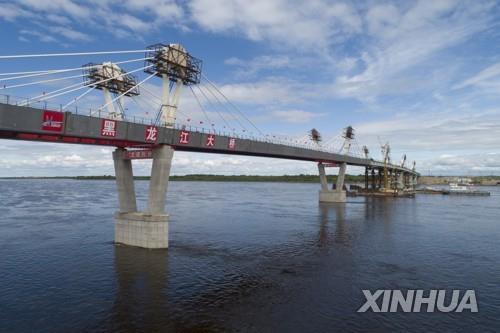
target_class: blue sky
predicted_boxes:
[1,0,500,177]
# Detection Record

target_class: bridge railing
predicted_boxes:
[0,93,418,173]
[0,92,369,159]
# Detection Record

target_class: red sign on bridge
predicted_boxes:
[179,130,190,144]
[145,126,158,142]
[41,111,64,132]
[101,119,117,137]
[125,149,153,159]
[206,134,215,147]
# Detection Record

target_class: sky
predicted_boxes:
[0,0,500,177]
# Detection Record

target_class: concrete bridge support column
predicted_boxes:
[113,148,137,213]
[412,175,418,189]
[397,172,404,189]
[404,173,410,188]
[318,162,347,203]
[114,145,174,249]
[377,169,383,189]
[318,163,328,191]
[147,146,174,214]
[364,167,369,190]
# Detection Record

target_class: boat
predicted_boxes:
[446,181,490,196]
[417,186,445,194]
[350,187,416,198]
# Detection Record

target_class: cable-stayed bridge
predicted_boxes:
[0,43,418,248]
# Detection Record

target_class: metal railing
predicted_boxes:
[0,93,390,165]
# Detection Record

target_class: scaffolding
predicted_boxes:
[144,43,202,85]
[83,62,140,96]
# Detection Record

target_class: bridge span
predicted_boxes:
[0,102,418,249]
[0,44,418,249]
[0,102,413,171]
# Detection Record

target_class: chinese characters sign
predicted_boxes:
[228,137,236,149]
[206,134,215,147]
[41,111,64,132]
[179,131,190,144]
[145,126,158,142]
[126,150,153,159]
[101,119,117,137]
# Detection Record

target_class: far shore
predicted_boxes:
[0,174,499,185]
[0,174,358,183]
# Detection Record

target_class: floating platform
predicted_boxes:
[445,190,490,196]
[416,188,490,196]
[416,187,444,195]
[349,190,416,198]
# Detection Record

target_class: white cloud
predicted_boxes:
[217,78,314,105]
[123,0,183,19]
[7,0,184,42]
[225,55,291,77]
[1,0,499,177]
[19,29,59,43]
[365,4,401,39]
[0,140,319,177]
[114,13,152,33]
[453,62,500,90]
[48,26,92,41]
[354,108,500,157]
[419,153,500,175]
[18,0,91,19]
[271,110,323,123]
[46,14,71,25]
[188,0,362,49]
[0,3,34,21]
[333,0,495,101]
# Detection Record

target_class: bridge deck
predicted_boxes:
[0,103,417,175]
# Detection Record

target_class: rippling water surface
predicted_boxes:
[0,180,499,332]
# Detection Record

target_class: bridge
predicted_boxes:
[0,43,418,249]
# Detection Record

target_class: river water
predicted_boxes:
[0,180,499,332]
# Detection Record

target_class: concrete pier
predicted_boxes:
[318,162,347,203]
[318,163,328,191]
[113,148,137,212]
[397,172,404,190]
[147,146,174,214]
[113,145,174,249]
[115,212,169,249]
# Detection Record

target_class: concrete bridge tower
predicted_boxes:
[318,126,354,203]
[83,62,140,120]
[114,43,202,249]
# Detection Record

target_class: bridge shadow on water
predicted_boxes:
[90,196,417,333]
[91,245,229,333]
[92,246,170,332]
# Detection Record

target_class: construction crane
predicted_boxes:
[363,145,369,159]
[381,142,391,191]
[400,154,407,168]
[309,128,322,146]
[340,125,354,154]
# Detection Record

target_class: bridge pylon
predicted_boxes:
[318,162,347,203]
[145,43,202,128]
[113,145,174,249]
[83,62,140,120]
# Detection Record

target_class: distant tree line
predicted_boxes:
[0,174,368,183]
